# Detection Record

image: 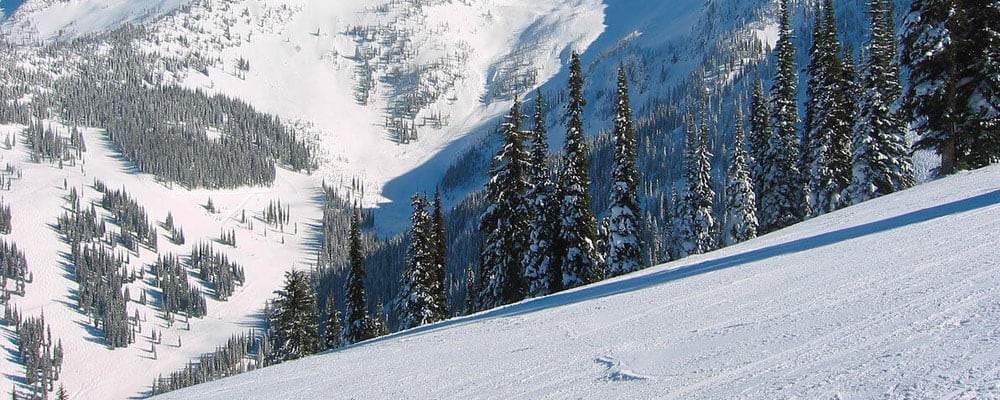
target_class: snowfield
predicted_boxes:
[160,165,1000,399]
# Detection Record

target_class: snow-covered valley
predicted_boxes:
[158,164,1000,399]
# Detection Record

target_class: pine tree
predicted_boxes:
[397,194,447,329]
[268,269,319,362]
[478,97,531,309]
[848,0,914,203]
[805,0,853,215]
[323,299,342,350]
[556,52,601,289]
[904,0,1000,175]
[343,210,374,344]
[675,109,717,257]
[724,109,759,246]
[430,189,448,316]
[748,78,770,214]
[761,0,806,232]
[523,90,559,297]
[605,66,644,277]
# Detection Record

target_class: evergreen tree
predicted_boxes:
[848,0,914,203]
[523,90,559,297]
[268,270,319,362]
[524,91,562,297]
[343,210,374,344]
[430,189,448,316]
[397,194,447,329]
[323,299,342,350]
[805,0,853,215]
[556,52,601,288]
[761,0,806,232]
[904,0,1000,175]
[674,109,717,257]
[748,79,771,212]
[605,66,644,277]
[478,97,531,309]
[724,110,759,246]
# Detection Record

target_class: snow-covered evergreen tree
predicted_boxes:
[397,194,447,330]
[904,0,999,175]
[724,110,758,246]
[761,0,806,232]
[605,66,644,277]
[343,210,374,344]
[674,109,717,257]
[848,0,914,203]
[431,189,448,315]
[268,270,319,362]
[805,0,853,216]
[323,299,343,350]
[523,90,560,297]
[556,52,601,288]
[478,97,531,309]
[748,78,770,214]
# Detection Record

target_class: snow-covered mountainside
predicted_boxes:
[0,0,973,398]
[159,164,1000,399]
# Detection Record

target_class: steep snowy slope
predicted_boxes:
[161,165,1000,399]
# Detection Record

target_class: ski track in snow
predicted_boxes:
[155,165,1000,399]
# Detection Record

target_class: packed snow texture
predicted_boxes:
[160,165,1000,399]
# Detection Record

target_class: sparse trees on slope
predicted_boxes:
[724,110,759,246]
[605,66,644,277]
[761,0,806,232]
[556,52,601,289]
[478,97,531,309]
[848,0,914,203]
[523,90,559,297]
[268,270,319,363]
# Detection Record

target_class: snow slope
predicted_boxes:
[0,123,324,400]
[160,165,1000,399]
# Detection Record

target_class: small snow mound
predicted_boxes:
[595,355,651,382]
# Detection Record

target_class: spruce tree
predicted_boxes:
[478,97,531,309]
[343,210,374,344]
[724,109,759,246]
[605,66,643,277]
[805,0,853,215]
[430,189,448,316]
[848,0,914,203]
[675,109,716,257]
[323,299,342,350]
[268,269,319,362]
[523,90,559,297]
[904,0,1000,174]
[397,194,446,329]
[556,52,601,288]
[748,78,771,211]
[761,0,806,232]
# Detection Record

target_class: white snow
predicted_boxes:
[0,122,323,400]
[159,165,1000,399]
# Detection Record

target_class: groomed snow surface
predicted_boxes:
[161,165,1000,399]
